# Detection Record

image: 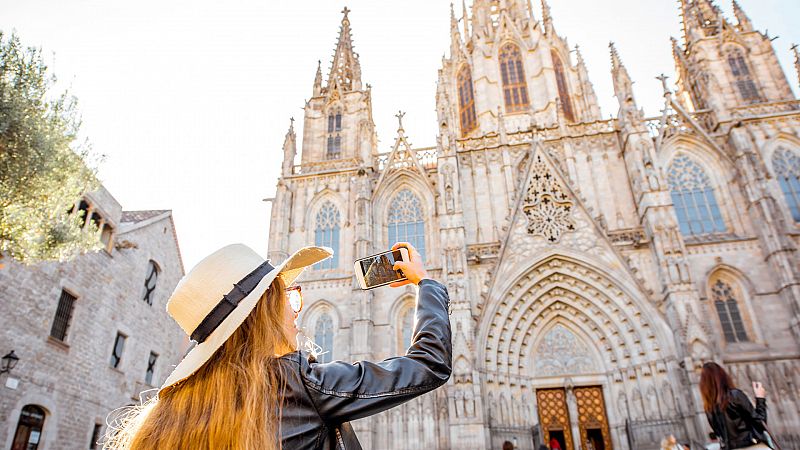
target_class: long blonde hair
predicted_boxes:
[105,277,294,450]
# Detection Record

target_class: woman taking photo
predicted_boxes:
[699,362,769,449]
[106,242,451,449]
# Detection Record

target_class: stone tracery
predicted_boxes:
[521,153,576,242]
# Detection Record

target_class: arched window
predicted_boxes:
[143,260,159,306]
[387,189,426,260]
[314,201,340,269]
[499,43,530,113]
[457,65,478,137]
[726,48,759,104]
[11,405,46,450]
[667,154,726,236]
[710,278,749,343]
[772,146,800,221]
[314,313,334,363]
[552,50,575,122]
[400,307,414,351]
[326,109,342,159]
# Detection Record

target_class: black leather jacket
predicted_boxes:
[276,279,452,449]
[706,389,768,449]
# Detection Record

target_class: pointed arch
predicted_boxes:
[771,146,800,222]
[387,189,426,260]
[706,266,759,345]
[530,322,602,378]
[374,174,436,263]
[391,294,416,354]
[666,153,727,236]
[307,195,343,270]
[551,49,575,122]
[314,313,334,362]
[499,42,530,113]
[300,299,341,362]
[457,64,478,136]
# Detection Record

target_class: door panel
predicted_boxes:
[535,388,573,450]
[574,386,612,450]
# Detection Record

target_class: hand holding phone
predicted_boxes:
[388,242,428,288]
[752,381,766,398]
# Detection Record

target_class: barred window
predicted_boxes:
[457,65,478,137]
[667,155,726,236]
[499,43,530,113]
[145,351,158,385]
[326,110,342,159]
[143,260,159,306]
[552,50,575,122]
[110,333,126,369]
[388,189,426,260]
[314,313,334,363]
[726,48,759,103]
[50,289,76,341]
[772,146,800,221]
[314,202,340,270]
[711,279,748,343]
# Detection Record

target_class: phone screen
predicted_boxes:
[360,250,404,288]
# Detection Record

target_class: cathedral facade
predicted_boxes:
[267,2,800,449]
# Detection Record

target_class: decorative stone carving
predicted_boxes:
[533,325,597,377]
[521,153,576,242]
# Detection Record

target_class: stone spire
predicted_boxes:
[326,7,362,92]
[793,44,800,88]
[679,0,724,44]
[461,0,470,39]
[313,60,323,96]
[450,3,463,57]
[281,117,297,176]
[541,0,554,34]
[732,0,752,32]
[610,42,643,128]
[575,45,601,121]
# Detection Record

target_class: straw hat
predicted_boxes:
[160,244,332,392]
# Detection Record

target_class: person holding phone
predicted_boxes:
[105,241,450,450]
[700,362,770,449]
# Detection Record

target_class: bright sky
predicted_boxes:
[2,0,798,270]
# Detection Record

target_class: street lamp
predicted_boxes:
[1,350,19,374]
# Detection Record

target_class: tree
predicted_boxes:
[0,31,101,264]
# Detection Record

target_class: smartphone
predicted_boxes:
[354,248,410,290]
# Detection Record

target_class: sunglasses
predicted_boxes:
[286,285,303,313]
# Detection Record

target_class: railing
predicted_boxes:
[626,418,689,450]
[731,99,800,118]
[375,146,438,171]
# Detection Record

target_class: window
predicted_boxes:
[314,313,334,363]
[400,307,414,351]
[667,154,726,236]
[552,50,575,122]
[457,65,478,137]
[711,279,748,343]
[145,351,158,385]
[143,260,159,305]
[110,333,126,369]
[772,146,800,221]
[326,110,342,159]
[100,224,114,248]
[499,43,530,113]
[314,202,341,269]
[387,189,426,260]
[11,405,46,450]
[50,289,76,342]
[726,48,759,103]
[89,423,102,450]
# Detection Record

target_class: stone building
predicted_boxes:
[267,2,800,449]
[0,186,186,449]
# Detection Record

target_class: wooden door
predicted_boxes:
[574,386,612,450]
[535,388,573,450]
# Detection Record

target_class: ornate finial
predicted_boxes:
[395,110,406,131]
[342,6,350,18]
[792,44,800,88]
[656,73,670,96]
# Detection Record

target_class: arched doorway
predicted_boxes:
[11,405,46,450]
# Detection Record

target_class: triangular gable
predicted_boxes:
[485,140,648,298]
[374,122,436,196]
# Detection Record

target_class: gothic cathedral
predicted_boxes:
[267,2,800,449]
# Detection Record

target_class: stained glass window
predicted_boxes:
[711,279,748,343]
[499,43,530,113]
[552,50,575,122]
[727,48,759,103]
[457,65,478,137]
[667,154,726,236]
[388,189,426,260]
[315,313,333,363]
[772,146,800,221]
[314,201,340,269]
